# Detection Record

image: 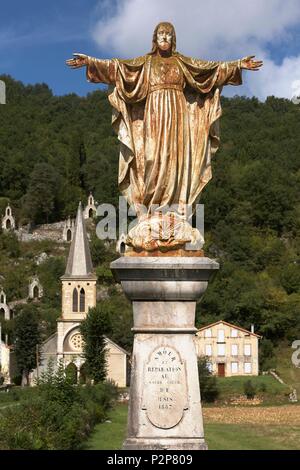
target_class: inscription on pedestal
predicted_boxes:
[142,346,188,429]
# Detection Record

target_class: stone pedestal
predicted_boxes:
[111,257,219,450]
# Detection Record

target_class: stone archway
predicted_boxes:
[33,285,39,299]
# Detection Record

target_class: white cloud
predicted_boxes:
[91,0,300,99]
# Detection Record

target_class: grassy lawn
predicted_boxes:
[85,404,300,450]
[84,403,128,450]
[215,375,290,404]
[275,343,300,396]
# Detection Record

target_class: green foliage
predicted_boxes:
[0,231,20,258]
[197,357,219,403]
[97,293,133,350]
[96,264,114,284]
[90,236,109,265]
[14,304,41,385]
[80,306,111,383]
[243,379,256,399]
[22,163,63,224]
[37,256,65,307]
[0,359,118,450]
[259,338,276,371]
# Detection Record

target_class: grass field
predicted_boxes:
[275,343,300,396]
[215,375,290,404]
[84,403,300,450]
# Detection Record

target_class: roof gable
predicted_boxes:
[197,320,261,338]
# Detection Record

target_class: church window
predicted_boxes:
[0,308,5,319]
[0,294,4,303]
[69,333,84,351]
[67,229,72,241]
[72,288,78,312]
[80,288,85,312]
[6,219,11,230]
[89,208,93,218]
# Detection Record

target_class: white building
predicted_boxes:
[2,204,16,231]
[83,193,97,219]
[195,320,261,377]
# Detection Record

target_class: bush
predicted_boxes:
[244,379,256,399]
[12,375,22,386]
[0,360,118,450]
[198,357,219,403]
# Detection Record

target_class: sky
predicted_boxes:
[1,0,300,100]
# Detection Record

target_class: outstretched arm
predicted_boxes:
[66,53,117,85]
[216,55,263,87]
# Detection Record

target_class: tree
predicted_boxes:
[23,163,61,224]
[80,305,111,383]
[14,305,41,386]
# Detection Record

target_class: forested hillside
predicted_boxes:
[1,74,300,357]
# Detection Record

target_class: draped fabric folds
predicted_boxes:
[86,53,242,214]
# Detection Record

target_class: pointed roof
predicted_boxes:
[197,320,261,338]
[61,202,96,280]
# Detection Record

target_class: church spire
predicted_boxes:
[62,202,95,279]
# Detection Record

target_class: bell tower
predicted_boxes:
[57,202,97,359]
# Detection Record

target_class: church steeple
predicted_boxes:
[62,202,95,279]
[60,202,97,322]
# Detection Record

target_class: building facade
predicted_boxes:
[83,193,97,219]
[32,202,129,387]
[195,320,261,377]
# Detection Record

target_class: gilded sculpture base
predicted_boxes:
[125,212,204,253]
[125,248,204,257]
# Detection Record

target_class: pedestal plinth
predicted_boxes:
[110,257,219,450]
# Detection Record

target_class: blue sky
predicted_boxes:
[1,0,300,99]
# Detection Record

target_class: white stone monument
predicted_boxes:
[111,256,219,450]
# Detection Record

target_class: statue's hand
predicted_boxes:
[240,55,263,71]
[66,53,89,69]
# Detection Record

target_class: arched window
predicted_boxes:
[0,308,5,319]
[0,294,4,303]
[72,288,78,312]
[7,208,10,215]
[79,288,85,312]
[6,219,11,230]
[89,208,93,218]
[67,229,72,242]
[33,285,39,298]
[89,197,93,204]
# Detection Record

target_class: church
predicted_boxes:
[31,202,129,387]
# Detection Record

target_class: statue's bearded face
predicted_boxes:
[156,25,173,52]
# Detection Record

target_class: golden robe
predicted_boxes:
[86,53,242,214]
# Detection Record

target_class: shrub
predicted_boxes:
[198,357,219,403]
[0,360,118,450]
[244,379,256,399]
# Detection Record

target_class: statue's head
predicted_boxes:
[151,22,176,54]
